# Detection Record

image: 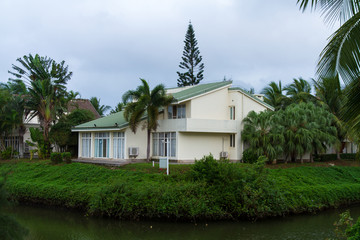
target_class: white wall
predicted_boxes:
[190,88,229,120]
[177,132,236,161]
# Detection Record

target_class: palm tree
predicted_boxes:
[241,110,284,162]
[261,81,288,110]
[123,79,173,162]
[278,102,337,162]
[90,97,111,117]
[8,54,72,156]
[285,78,314,104]
[297,1,360,133]
[110,102,125,114]
[313,76,347,159]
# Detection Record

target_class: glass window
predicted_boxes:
[168,105,186,119]
[152,132,176,157]
[230,134,235,148]
[113,132,125,159]
[230,106,235,120]
[94,132,109,158]
[81,133,91,158]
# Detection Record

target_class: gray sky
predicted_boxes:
[0,0,335,111]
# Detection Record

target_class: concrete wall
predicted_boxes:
[190,88,229,120]
[177,132,236,161]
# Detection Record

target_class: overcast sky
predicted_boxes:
[0,0,335,110]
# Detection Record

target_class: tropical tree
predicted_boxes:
[110,102,125,114]
[285,78,315,104]
[261,81,288,110]
[297,0,360,134]
[50,109,95,154]
[177,22,205,87]
[277,102,337,162]
[8,54,72,156]
[241,110,284,162]
[313,76,347,158]
[123,79,173,162]
[90,97,111,117]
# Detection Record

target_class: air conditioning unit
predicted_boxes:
[220,151,228,159]
[128,147,139,158]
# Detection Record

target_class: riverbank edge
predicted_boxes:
[2,161,360,221]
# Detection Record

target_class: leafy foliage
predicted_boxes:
[297,0,360,137]
[50,109,95,154]
[123,79,173,161]
[50,152,63,164]
[2,159,360,220]
[62,152,72,164]
[90,97,111,117]
[241,110,283,161]
[177,22,205,87]
[242,102,338,162]
[8,54,73,157]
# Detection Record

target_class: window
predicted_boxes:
[230,134,235,148]
[153,132,176,157]
[113,132,125,159]
[94,132,109,158]
[230,106,235,120]
[168,105,186,119]
[81,133,91,158]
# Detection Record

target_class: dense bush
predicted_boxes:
[242,149,259,164]
[340,153,356,160]
[0,147,18,160]
[62,152,72,164]
[315,153,358,162]
[2,157,360,220]
[50,152,62,164]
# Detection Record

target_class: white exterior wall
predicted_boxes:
[190,88,229,120]
[177,132,233,161]
[228,91,269,160]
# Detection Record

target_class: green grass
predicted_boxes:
[1,159,360,221]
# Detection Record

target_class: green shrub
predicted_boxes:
[50,152,62,164]
[340,153,356,160]
[242,149,259,164]
[62,152,72,164]
[315,154,337,162]
[0,147,19,160]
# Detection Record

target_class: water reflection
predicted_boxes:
[7,205,360,240]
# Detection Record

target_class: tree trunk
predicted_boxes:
[336,150,340,160]
[146,128,151,162]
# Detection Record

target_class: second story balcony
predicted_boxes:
[157,118,238,133]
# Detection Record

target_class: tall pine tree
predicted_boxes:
[177,22,204,87]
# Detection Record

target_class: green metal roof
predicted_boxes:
[171,81,232,103]
[73,111,128,130]
[228,87,274,110]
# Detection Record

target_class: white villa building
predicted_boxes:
[72,81,274,162]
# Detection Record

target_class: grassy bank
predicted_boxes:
[1,158,360,221]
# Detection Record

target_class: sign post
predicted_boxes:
[159,137,170,175]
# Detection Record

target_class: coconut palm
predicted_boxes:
[285,78,315,104]
[241,110,284,161]
[110,102,125,114]
[297,1,360,134]
[123,79,173,162]
[314,76,347,158]
[8,54,72,156]
[261,81,288,110]
[90,97,111,117]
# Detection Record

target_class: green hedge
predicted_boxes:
[2,159,360,220]
[315,153,357,162]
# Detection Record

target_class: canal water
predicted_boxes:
[7,204,360,240]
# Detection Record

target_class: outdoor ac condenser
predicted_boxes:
[128,147,139,157]
[220,151,228,159]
